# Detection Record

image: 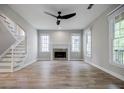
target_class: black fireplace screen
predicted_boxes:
[54,52,66,58]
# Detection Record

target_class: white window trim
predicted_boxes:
[84,28,92,59]
[71,33,81,52]
[109,5,124,68]
[86,29,92,58]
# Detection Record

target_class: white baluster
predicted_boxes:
[11,46,14,72]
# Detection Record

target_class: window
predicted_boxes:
[113,12,124,64]
[109,5,124,66]
[40,35,49,52]
[86,30,92,57]
[71,34,80,52]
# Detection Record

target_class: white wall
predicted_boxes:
[83,28,92,62]
[0,21,15,55]
[0,5,38,64]
[38,30,83,60]
[83,5,124,80]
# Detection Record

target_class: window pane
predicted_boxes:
[86,30,91,57]
[71,35,80,52]
[113,12,124,64]
[115,23,119,30]
[120,29,124,37]
[114,30,120,38]
[40,35,49,52]
[120,20,124,29]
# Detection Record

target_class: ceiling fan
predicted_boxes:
[44,11,76,25]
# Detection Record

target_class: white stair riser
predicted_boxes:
[0,69,11,72]
[10,48,25,51]
[19,43,25,44]
[6,53,25,55]
[4,55,25,58]
[17,45,25,47]
[0,63,11,66]
[9,51,25,53]
[1,58,22,61]
[0,61,11,63]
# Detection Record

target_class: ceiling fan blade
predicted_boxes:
[60,13,76,19]
[87,4,94,9]
[44,11,57,18]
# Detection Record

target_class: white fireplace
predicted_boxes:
[51,44,70,60]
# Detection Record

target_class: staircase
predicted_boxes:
[0,13,27,72]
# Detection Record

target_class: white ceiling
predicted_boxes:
[9,4,111,30]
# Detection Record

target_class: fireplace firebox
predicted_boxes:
[53,49,68,60]
[55,52,66,58]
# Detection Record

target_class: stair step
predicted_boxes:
[16,46,25,48]
[4,20,10,24]
[0,61,11,63]
[0,14,6,19]
[0,69,11,72]
[6,53,26,55]
[0,63,11,66]
[1,56,11,58]
[19,42,25,44]
[10,47,25,50]
[17,45,25,47]
[9,51,25,54]
[10,49,25,51]
[0,66,11,69]
[1,58,22,61]
[16,47,25,49]
[8,25,14,29]
[10,29,16,33]
[4,55,25,58]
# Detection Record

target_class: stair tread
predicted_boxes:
[6,52,26,54]
[10,48,25,50]
[9,51,26,53]
[2,55,25,58]
[0,63,11,66]
[0,60,21,63]
[0,61,11,63]
[1,58,22,61]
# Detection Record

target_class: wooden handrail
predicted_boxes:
[4,20,10,24]
[8,25,13,29]
[0,14,6,19]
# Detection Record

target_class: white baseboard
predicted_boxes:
[69,59,84,61]
[37,58,84,61]
[37,58,51,61]
[85,60,124,81]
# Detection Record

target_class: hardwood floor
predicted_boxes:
[0,61,124,89]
